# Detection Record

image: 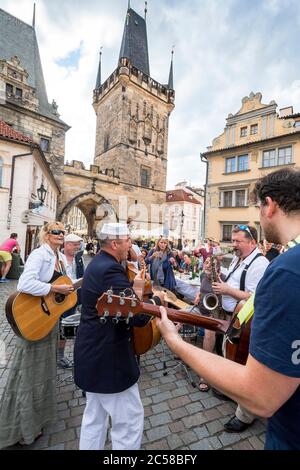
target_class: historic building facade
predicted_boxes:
[0,8,70,187]
[164,182,204,244]
[62,7,175,236]
[0,6,175,239]
[202,92,300,243]
[0,8,68,254]
[0,120,60,257]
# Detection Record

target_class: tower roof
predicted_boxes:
[168,50,174,90]
[0,8,66,125]
[119,8,150,76]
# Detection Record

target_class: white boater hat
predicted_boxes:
[99,223,130,239]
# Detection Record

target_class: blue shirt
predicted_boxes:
[250,244,300,450]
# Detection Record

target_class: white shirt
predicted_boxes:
[17,244,69,297]
[222,247,269,313]
[130,244,142,270]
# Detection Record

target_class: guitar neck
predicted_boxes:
[141,302,229,335]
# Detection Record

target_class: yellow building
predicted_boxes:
[201,92,300,244]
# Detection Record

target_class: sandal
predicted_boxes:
[18,431,43,446]
[197,378,210,392]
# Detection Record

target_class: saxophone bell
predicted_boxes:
[203,293,219,311]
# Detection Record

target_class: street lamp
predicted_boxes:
[36,183,47,205]
[178,210,185,250]
[29,182,47,209]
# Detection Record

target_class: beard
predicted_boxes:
[262,224,281,245]
[233,247,242,257]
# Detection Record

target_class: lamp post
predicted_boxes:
[29,182,47,209]
[36,183,47,205]
[178,209,185,250]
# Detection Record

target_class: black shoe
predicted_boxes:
[224,416,253,433]
[211,388,234,402]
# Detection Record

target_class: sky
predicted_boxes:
[1,0,300,189]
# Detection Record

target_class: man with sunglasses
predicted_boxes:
[211,224,269,432]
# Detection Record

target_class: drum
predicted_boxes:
[60,312,81,339]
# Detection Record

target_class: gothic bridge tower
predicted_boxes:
[93,6,175,228]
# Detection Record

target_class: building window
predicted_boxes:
[141,167,151,188]
[262,149,276,167]
[6,83,13,94]
[0,157,3,186]
[15,88,23,98]
[238,154,249,171]
[225,157,236,174]
[262,146,292,168]
[222,225,233,242]
[40,137,50,152]
[250,124,258,135]
[104,133,110,152]
[221,222,248,242]
[226,154,248,173]
[220,188,247,208]
[278,146,292,166]
[240,126,247,137]
[295,121,300,128]
[223,191,233,207]
[236,189,246,207]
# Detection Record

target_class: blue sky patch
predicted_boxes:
[56,42,83,68]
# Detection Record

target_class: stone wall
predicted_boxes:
[0,106,67,186]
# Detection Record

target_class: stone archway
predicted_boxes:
[58,191,118,237]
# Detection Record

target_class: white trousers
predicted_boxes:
[79,383,144,450]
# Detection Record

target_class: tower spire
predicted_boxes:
[119,7,150,75]
[95,47,103,89]
[32,3,36,29]
[168,46,174,90]
[145,1,148,21]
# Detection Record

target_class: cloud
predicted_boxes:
[1,0,300,190]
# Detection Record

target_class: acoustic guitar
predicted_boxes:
[96,292,230,355]
[152,287,191,310]
[5,276,83,342]
[133,289,191,355]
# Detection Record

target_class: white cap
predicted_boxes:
[64,233,83,242]
[100,223,130,239]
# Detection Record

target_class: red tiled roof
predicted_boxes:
[0,120,33,144]
[166,189,201,205]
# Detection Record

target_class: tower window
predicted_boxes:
[141,167,151,188]
[16,88,23,98]
[40,137,50,152]
[104,133,110,152]
[6,83,13,94]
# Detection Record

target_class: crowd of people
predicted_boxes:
[0,167,299,450]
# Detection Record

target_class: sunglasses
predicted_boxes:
[235,225,253,240]
[49,230,65,236]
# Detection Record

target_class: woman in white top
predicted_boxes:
[0,221,74,449]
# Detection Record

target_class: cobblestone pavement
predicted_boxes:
[0,279,266,451]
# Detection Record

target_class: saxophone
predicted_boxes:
[203,255,220,312]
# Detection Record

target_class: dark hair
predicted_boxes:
[232,225,258,242]
[252,167,300,214]
[10,233,18,239]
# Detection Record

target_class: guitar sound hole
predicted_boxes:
[55,293,66,304]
